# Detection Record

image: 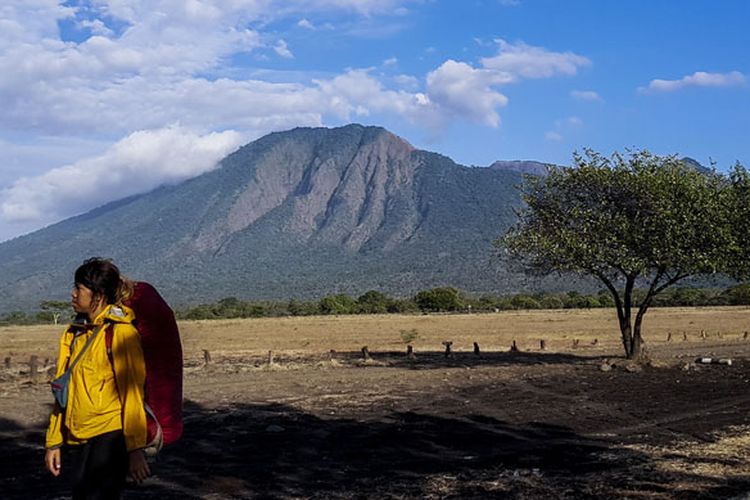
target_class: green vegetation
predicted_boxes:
[501,150,749,359]
[3,283,749,326]
[399,328,420,344]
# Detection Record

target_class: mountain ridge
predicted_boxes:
[0,124,552,311]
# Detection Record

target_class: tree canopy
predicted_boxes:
[500,150,745,359]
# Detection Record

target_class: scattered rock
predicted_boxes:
[265,425,285,433]
[624,363,643,373]
[599,362,612,372]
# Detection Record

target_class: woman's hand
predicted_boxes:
[128,450,151,483]
[45,448,62,477]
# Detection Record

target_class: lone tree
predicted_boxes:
[500,150,738,360]
[39,300,72,325]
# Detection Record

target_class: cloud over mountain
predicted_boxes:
[1,126,243,223]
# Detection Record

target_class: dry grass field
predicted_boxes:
[2,307,750,499]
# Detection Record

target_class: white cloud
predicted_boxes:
[301,0,413,15]
[298,18,315,29]
[426,60,509,127]
[394,74,419,90]
[274,39,294,59]
[545,131,563,141]
[571,90,602,102]
[481,39,591,81]
[1,126,244,223]
[0,2,592,239]
[642,71,746,93]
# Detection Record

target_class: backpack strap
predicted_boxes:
[105,322,115,364]
[66,323,107,373]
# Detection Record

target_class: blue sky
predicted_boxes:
[0,0,748,241]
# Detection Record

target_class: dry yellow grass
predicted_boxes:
[3,306,749,362]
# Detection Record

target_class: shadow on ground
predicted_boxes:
[209,349,613,372]
[3,399,750,499]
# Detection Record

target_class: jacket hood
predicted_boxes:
[98,304,135,324]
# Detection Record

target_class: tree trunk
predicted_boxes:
[629,305,649,360]
[628,331,645,360]
[620,317,634,358]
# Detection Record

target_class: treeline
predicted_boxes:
[174,283,750,320]
[3,284,749,326]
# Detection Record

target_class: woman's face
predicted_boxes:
[71,283,100,316]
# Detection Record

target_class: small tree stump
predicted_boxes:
[361,346,371,360]
[667,332,672,342]
[267,350,274,366]
[540,339,546,350]
[406,345,416,359]
[572,339,580,349]
[442,341,453,358]
[510,340,519,352]
[473,342,480,356]
[203,349,212,365]
[30,355,38,382]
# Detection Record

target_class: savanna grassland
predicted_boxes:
[2,307,750,499]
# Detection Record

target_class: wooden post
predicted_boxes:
[30,355,38,382]
[701,330,707,339]
[267,350,274,366]
[361,346,371,360]
[667,332,672,342]
[510,340,519,352]
[473,342,480,356]
[442,341,453,358]
[203,349,212,365]
[683,332,688,341]
[540,340,546,350]
[744,331,749,340]
[406,345,415,359]
[4,357,10,370]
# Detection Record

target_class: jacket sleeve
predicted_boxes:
[45,331,71,449]
[112,323,148,452]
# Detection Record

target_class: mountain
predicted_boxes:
[489,160,551,176]
[0,124,544,311]
[680,156,712,175]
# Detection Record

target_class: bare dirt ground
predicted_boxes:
[2,307,750,499]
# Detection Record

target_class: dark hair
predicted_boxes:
[74,257,122,305]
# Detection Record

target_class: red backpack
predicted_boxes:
[106,282,183,452]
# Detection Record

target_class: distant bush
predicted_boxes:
[319,294,357,315]
[415,287,463,312]
[510,295,541,310]
[7,283,748,326]
[357,290,390,314]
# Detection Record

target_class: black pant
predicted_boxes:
[69,430,128,500]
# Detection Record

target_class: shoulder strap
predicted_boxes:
[105,322,115,363]
[66,323,106,374]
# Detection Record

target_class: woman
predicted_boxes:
[45,258,151,498]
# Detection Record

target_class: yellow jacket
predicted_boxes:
[46,304,147,452]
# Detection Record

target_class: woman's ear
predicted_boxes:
[93,293,106,309]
